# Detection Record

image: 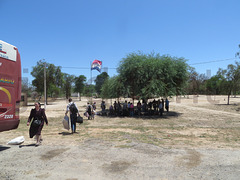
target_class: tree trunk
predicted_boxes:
[79,93,81,101]
[233,87,237,98]
[227,93,231,105]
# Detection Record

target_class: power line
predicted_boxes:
[60,66,117,69]
[61,58,238,69]
[60,66,89,69]
[189,57,237,65]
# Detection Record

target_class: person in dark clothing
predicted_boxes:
[137,100,141,116]
[101,101,106,116]
[117,101,122,116]
[27,102,48,146]
[161,99,165,112]
[148,101,152,114]
[153,99,157,114]
[123,100,128,116]
[113,101,117,115]
[87,102,93,120]
[65,98,80,133]
[159,102,163,116]
[165,98,169,112]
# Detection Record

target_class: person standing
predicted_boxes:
[101,101,106,116]
[161,99,165,112]
[165,98,169,112]
[113,101,117,115]
[123,100,128,116]
[128,101,131,116]
[137,100,141,116]
[92,102,96,111]
[92,102,96,119]
[130,103,134,116]
[65,98,80,133]
[117,101,121,116]
[159,101,163,116]
[27,102,48,146]
[87,102,93,120]
[109,104,114,116]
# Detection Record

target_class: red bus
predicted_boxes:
[0,40,21,132]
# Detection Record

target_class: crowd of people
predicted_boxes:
[79,98,170,120]
[100,98,169,117]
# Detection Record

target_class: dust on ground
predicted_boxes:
[1,95,240,180]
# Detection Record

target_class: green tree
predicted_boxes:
[138,53,163,100]
[74,75,86,100]
[31,60,63,102]
[100,78,110,100]
[186,67,199,95]
[31,60,45,94]
[206,75,221,94]
[225,63,240,104]
[172,57,189,95]
[83,84,95,98]
[142,55,188,98]
[95,72,109,96]
[101,76,125,100]
[22,78,36,97]
[47,64,59,97]
[21,77,29,95]
[63,73,75,99]
[117,52,146,102]
[55,66,64,88]
[216,62,240,104]
[116,52,188,102]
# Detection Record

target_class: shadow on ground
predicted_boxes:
[0,145,11,152]
[58,132,74,136]
[96,110,182,120]
[19,144,36,148]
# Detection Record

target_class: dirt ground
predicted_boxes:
[1,95,240,180]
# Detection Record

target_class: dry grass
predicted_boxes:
[1,95,240,149]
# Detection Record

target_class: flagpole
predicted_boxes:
[90,61,92,104]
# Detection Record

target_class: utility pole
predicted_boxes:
[44,61,47,109]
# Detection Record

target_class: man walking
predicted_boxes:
[65,98,80,133]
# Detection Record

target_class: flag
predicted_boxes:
[91,60,102,72]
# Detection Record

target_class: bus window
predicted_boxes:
[0,40,21,132]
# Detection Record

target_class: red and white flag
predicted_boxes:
[91,60,102,72]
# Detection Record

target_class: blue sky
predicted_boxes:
[1,0,240,84]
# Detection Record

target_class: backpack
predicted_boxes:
[87,105,91,112]
[69,103,78,114]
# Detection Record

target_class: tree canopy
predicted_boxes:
[115,52,189,101]
[95,72,109,96]
[63,73,75,99]
[31,60,63,100]
[74,75,86,100]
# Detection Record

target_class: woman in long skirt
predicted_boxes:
[27,102,48,146]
